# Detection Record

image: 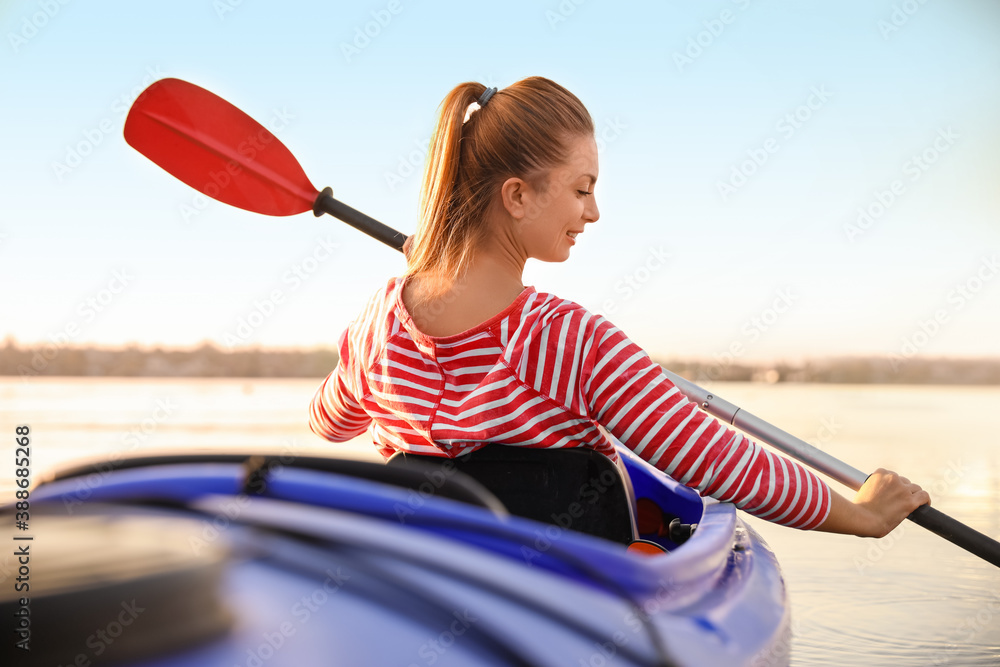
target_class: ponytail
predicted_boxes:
[406,77,594,295]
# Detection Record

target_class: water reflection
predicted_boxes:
[4,378,1000,665]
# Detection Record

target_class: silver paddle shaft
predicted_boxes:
[661,369,869,490]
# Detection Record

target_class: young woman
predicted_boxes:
[310,76,929,538]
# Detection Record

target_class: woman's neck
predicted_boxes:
[466,234,527,293]
[403,238,529,337]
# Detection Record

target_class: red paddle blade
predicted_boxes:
[124,78,318,216]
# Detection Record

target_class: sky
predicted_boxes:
[2,0,999,363]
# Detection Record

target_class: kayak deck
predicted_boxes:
[11,447,790,666]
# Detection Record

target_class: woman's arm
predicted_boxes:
[309,328,372,442]
[571,309,938,537]
[571,312,833,530]
[815,468,931,537]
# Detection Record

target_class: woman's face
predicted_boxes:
[515,134,600,263]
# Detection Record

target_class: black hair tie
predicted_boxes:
[478,86,497,107]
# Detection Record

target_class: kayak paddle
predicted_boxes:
[124,77,1000,569]
[664,371,1000,568]
[124,77,407,251]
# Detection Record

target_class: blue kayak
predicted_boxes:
[8,441,790,667]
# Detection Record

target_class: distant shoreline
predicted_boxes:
[1,342,338,379]
[660,357,1000,385]
[2,342,1000,384]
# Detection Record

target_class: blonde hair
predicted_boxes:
[406,77,594,294]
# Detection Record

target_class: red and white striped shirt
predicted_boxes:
[310,277,832,530]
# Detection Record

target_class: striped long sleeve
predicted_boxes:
[309,277,832,530]
[309,329,372,443]
[574,311,831,530]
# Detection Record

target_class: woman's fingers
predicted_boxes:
[855,468,932,537]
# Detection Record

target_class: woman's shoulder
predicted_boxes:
[348,280,623,348]
[521,289,617,332]
[502,290,631,359]
[342,277,406,345]
[348,277,398,323]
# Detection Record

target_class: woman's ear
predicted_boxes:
[500,176,528,220]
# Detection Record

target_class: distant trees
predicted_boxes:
[661,356,1000,385]
[0,341,338,378]
[2,339,999,383]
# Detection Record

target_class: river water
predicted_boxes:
[2,377,998,665]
